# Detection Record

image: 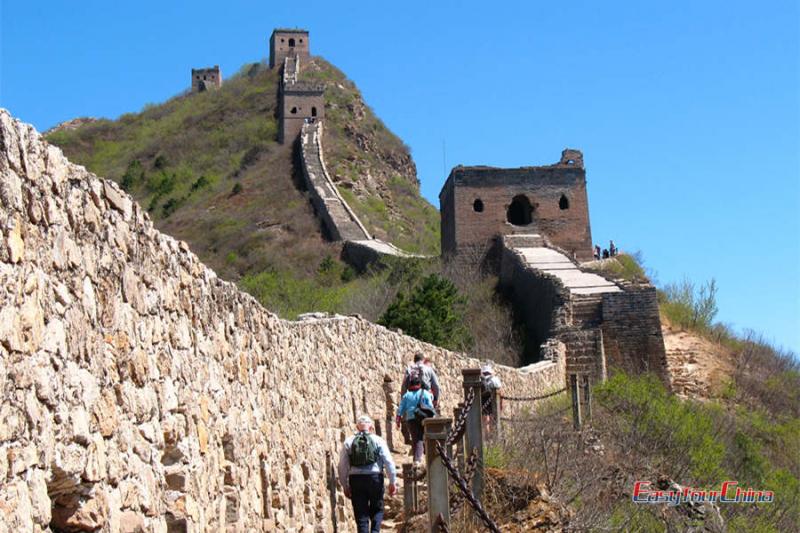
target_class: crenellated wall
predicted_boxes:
[0,110,564,532]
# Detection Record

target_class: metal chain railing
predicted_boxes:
[449,447,478,516]
[501,387,567,402]
[445,387,475,447]
[435,442,500,532]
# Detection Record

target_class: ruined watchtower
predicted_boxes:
[269,29,310,69]
[439,149,594,265]
[191,66,222,92]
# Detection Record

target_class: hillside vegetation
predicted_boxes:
[45,58,440,286]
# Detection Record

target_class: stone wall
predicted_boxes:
[601,286,669,381]
[0,110,565,532]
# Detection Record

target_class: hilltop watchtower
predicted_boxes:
[191,66,222,92]
[279,82,325,143]
[270,29,310,69]
[439,149,594,265]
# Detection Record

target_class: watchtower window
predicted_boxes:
[290,107,298,114]
[507,195,533,226]
[559,194,570,210]
[473,199,484,212]
[311,107,317,117]
[203,75,207,80]
[288,38,295,47]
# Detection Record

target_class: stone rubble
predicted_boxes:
[0,108,565,532]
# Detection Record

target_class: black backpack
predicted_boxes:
[408,364,432,391]
[349,432,379,467]
[415,391,436,420]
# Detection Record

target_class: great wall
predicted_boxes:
[0,27,671,532]
[0,109,564,531]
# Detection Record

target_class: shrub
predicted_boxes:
[120,159,145,191]
[230,182,243,196]
[190,175,210,192]
[153,154,169,170]
[379,274,471,350]
[659,277,718,331]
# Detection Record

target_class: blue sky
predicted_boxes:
[2,0,798,352]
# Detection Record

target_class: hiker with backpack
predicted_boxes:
[338,415,397,533]
[481,363,502,436]
[396,376,436,464]
[400,352,441,408]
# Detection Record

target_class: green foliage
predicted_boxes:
[240,269,350,319]
[120,159,145,192]
[606,252,648,282]
[484,444,509,469]
[596,373,726,481]
[162,196,184,217]
[659,277,719,331]
[230,182,243,196]
[190,175,211,192]
[379,274,471,350]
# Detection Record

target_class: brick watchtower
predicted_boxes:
[191,66,222,92]
[269,29,310,69]
[279,81,325,144]
[439,149,594,265]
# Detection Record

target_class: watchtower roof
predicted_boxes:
[438,149,585,199]
[272,28,309,34]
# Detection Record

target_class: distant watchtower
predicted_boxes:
[270,29,310,69]
[191,66,222,92]
[439,149,594,265]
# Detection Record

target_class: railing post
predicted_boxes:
[582,374,592,423]
[570,373,582,431]
[424,417,451,531]
[462,368,484,500]
[402,463,415,516]
[490,388,501,438]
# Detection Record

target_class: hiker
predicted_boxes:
[338,415,397,533]
[602,248,610,259]
[593,245,601,260]
[401,352,441,408]
[396,376,435,464]
[480,363,502,436]
[609,240,617,257]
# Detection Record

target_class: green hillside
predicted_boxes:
[46,58,440,287]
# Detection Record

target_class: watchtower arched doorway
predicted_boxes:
[311,107,317,117]
[507,195,533,226]
[288,38,295,47]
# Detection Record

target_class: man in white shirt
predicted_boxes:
[338,415,397,533]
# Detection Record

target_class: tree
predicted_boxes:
[379,274,471,350]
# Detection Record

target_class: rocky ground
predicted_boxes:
[662,320,734,400]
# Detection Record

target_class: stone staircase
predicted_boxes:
[300,122,372,241]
